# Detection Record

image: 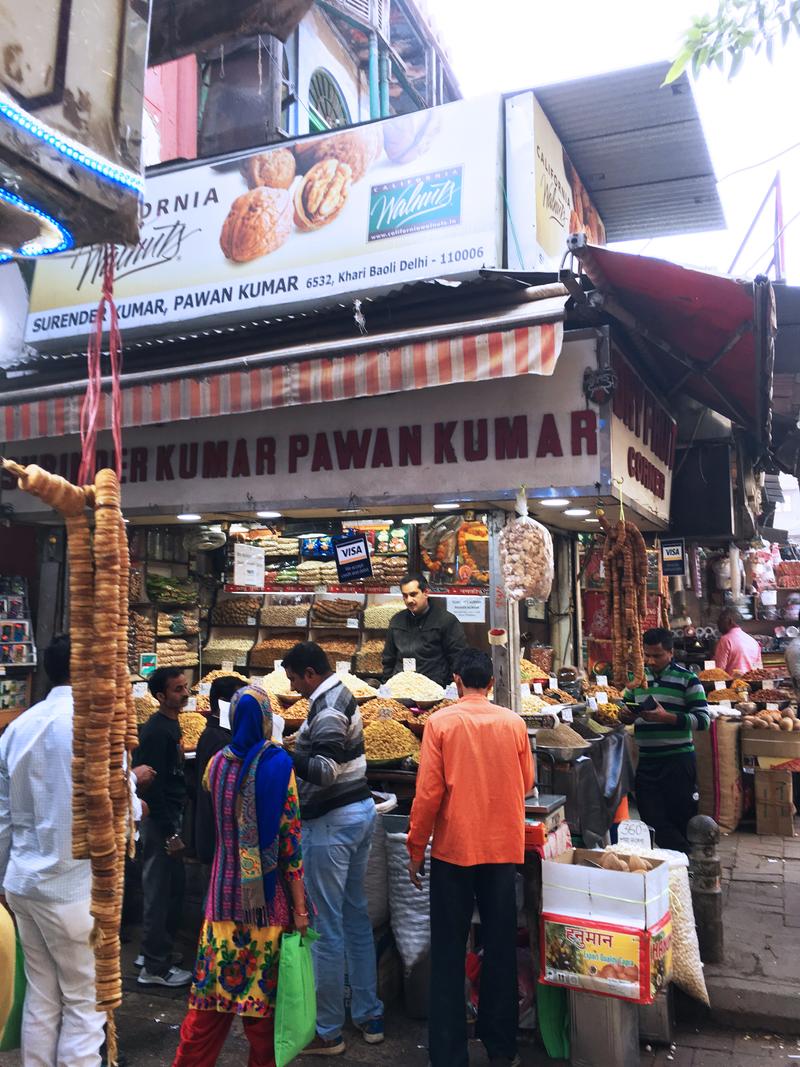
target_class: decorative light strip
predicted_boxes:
[0,188,73,262]
[0,90,144,194]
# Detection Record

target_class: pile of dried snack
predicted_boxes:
[364,719,417,762]
[129,610,155,668]
[179,711,207,750]
[698,667,731,682]
[363,601,404,629]
[250,633,299,668]
[211,596,262,625]
[259,602,310,627]
[192,669,249,692]
[311,598,362,625]
[535,723,590,749]
[584,683,623,700]
[336,672,378,699]
[386,671,445,703]
[520,659,550,683]
[157,610,199,637]
[359,697,413,723]
[157,637,198,667]
[261,536,300,557]
[317,635,358,661]
[203,634,254,662]
[354,637,384,676]
[283,697,310,721]
[135,690,158,724]
[706,687,741,704]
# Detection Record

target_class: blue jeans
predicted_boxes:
[302,798,383,1038]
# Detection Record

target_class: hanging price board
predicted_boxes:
[222,660,235,673]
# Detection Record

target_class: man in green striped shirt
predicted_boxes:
[623,628,710,852]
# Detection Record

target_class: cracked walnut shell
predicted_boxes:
[220,187,292,262]
[295,127,382,182]
[243,148,296,190]
[294,159,351,231]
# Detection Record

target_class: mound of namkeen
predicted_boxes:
[336,672,378,699]
[359,697,412,723]
[520,658,550,683]
[192,669,249,692]
[260,666,293,695]
[135,690,158,724]
[179,711,207,750]
[363,601,404,629]
[284,697,310,721]
[698,667,730,682]
[364,719,416,761]
[386,671,445,702]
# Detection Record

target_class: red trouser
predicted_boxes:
[172,1008,275,1067]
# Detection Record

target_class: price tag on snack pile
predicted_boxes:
[714,680,726,691]
[186,697,197,711]
[596,691,608,704]
[561,707,574,723]
[403,658,416,672]
[587,696,598,711]
[378,684,391,697]
[520,684,531,699]
[720,700,732,709]
[222,660,235,673]
[274,659,283,673]
[379,705,394,721]
[247,617,257,626]
[200,683,211,696]
[533,682,543,695]
[346,617,359,629]
[549,676,558,691]
[336,661,350,675]
[595,675,608,688]
[767,702,780,711]
[705,660,717,671]
[132,682,148,698]
[295,617,306,627]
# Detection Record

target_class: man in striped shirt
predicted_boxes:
[623,628,710,853]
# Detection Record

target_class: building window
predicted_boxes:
[308,68,350,131]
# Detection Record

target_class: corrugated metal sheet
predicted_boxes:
[535,62,724,243]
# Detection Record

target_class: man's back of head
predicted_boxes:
[43,633,70,688]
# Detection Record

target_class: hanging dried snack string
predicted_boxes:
[597,500,648,689]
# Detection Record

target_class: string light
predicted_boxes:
[0,188,73,262]
[0,90,144,194]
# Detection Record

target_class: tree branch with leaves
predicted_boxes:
[665,0,800,82]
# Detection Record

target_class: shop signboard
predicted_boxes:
[2,337,603,513]
[232,542,266,588]
[608,348,676,525]
[443,595,487,623]
[25,94,504,349]
[504,92,606,271]
[332,533,373,584]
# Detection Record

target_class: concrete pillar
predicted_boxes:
[687,814,724,964]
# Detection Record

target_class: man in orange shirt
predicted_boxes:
[407,648,534,1067]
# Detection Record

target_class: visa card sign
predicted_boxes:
[333,533,373,583]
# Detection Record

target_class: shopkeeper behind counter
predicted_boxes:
[382,573,468,688]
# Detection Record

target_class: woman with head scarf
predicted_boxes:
[172,686,309,1067]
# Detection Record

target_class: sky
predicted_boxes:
[432,0,800,283]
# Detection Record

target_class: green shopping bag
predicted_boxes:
[274,929,319,1067]
[0,919,26,1052]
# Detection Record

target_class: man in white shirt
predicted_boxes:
[0,634,146,1067]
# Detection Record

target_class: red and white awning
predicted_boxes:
[1,320,562,445]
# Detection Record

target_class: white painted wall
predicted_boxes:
[296,7,369,134]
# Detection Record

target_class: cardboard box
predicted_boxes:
[742,734,800,760]
[755,769,796,836]
[541,849,670,930]
[541,911,672,1005]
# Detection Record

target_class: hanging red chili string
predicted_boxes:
[78,246,123,485]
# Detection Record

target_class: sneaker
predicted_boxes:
[134,952,182,970]
[137,965,193,988]
[354,1018,384,1044]
[299,1034,346,1056]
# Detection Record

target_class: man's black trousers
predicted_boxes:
[429,857,518,1067]
[635,752,698,853]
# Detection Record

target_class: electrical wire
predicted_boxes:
[718,140,800,182]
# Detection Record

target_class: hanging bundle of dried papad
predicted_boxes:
[0,254,130,1064]
[1,461,132,1057]
[597,510,648,689]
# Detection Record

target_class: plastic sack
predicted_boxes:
[499,493,554,601]
[365,792,398,929]
[274,929,319,1067]
[0,910,25,1052]
[606,843,709,1005]
[386,830,431,973]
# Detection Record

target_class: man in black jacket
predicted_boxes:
[193,674,243,863]
[382,573,468,688]
[133,667,193,988]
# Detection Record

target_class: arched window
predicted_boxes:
[308,68,350,131]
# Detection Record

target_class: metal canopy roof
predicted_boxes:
[535,62,725,243]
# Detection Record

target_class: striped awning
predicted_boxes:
[1,320,563,445]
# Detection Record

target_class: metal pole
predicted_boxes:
[368,32,380,120]
[573,537,584,672]
[488,512,520,712]
[378,48,390,117]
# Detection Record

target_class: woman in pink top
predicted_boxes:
[714,608,763,674]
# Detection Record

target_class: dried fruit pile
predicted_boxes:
[698,668,730,682]
[211,596,262,625]
[363,601,404,629]
[2,461,135,1048]
[364,719,417,762]
[598,513,649,689]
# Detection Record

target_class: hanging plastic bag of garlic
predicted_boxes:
[499,488,554,601]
